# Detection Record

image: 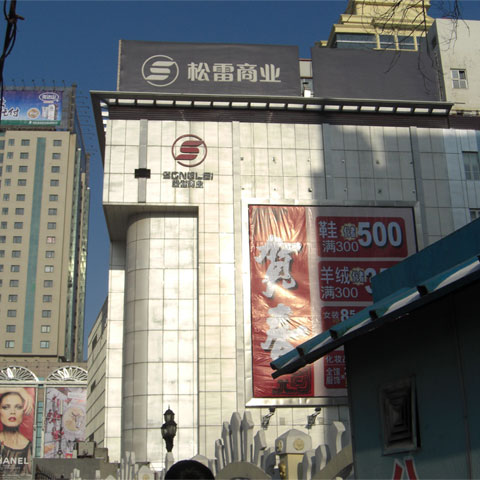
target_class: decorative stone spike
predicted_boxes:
[314,444,331,473]
[301,449,315,480]
[241,411,255,462]
[222,421,233,465]
[327,421,347,456]
[230,412,242,462]
[253,429,267,467]
[215,439,225,471]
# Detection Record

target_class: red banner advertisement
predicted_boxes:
[249,205,416,399]
[0,386,36,476]
[250,205,314,397]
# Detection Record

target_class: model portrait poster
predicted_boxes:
[44,387,87,458]
[249,205,416,398]
[0,386,36,476]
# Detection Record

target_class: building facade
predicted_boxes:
[0,86,90,372]
[319,0,433,50]
[90,34,480,468]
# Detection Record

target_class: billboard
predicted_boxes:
[44,387,87,458]
[249,205,416,398]
[118,40,301,96]
[0,387,36,476]
[1,90,63,126]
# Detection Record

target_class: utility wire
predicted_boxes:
[0,0,23,124]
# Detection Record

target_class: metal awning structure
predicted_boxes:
[90,89,453,159]
[271,255,480,379]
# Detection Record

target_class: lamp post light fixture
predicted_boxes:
[161,408,177,453]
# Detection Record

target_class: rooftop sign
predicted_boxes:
[118,40,301,96]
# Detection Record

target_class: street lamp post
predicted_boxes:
[161,408,177,453]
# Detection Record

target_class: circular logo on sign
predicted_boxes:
[172,134,207,168]
[142,55,179,87]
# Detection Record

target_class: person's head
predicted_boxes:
[0,388,33,430]
[0,392,25,428]
[165,460,214,479]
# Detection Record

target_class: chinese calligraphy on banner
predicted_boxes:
[249,205,416,398]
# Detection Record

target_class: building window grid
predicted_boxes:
[5,340,14,348]
[452,69,468,89]
[40,341,50,349]
[463,152,480,181]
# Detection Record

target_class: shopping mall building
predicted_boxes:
[88,25,480,470]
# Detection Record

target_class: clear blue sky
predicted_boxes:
[3,0,480,357]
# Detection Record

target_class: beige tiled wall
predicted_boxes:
[102,118,479,463]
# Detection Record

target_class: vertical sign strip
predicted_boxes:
[23,137,45,352]
[250,205,313,397]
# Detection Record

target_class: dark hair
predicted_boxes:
[165,460,214,479]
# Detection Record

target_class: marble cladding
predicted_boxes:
[102,119,480,462]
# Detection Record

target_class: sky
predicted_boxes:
[2,0,480,356]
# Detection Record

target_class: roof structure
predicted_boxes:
[271,224,480,379]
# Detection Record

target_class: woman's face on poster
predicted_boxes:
[0,393,24,428]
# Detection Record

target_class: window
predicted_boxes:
[8,295,18,302]
[46,236,56,244]
[18,165,28,172]
[43,295,52,302]
[398,35,416,50]
[53,140,62,146]
[43,280,53,288]
[2,194,9,201]
[1,208,7,214]
[40,341,50,348]
[0,140,4,150]
[15,208,24,215]
[47,222,56,229]
[6,152,13,159]
[21,139,30,146]
[41,310,51,318]
[9,280,19,287]
[48,208,57,215]
[51,166,60,173]
[6,325,15,333]
[5,340,14,348]
[10,265,20,272]
[380,377,419,454]
[45,250,55,258]
[41,325,51,333]
[379,34,395,49]
[7,310,16,317]
[17,179,26,186]
[470,209,480,221]
[52,153,61,160]
[44,265,54,273]
[16,194,25,201]
[463,152,480,180]
[0,222,6,229]
[4,179,10,186]
[0,250,4,257]
[0,153,3,162]
[19,152,28,159]
[0,265,3,272]
[11,250,21,258]
[451,69,468,89]
[13,222,23,229]
[49,194,58,201]
[7,139,14,146]
[5,165,11,173]
[335,33,377,49]
[50,179,59,186]
[0,236,5,243]
[13,236,22,243]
